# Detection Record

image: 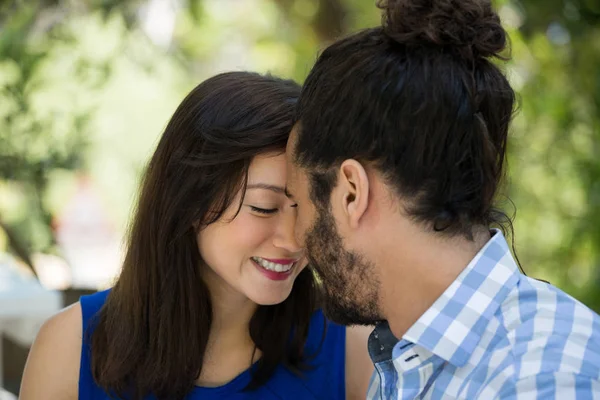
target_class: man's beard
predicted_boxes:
[305,205,383,326]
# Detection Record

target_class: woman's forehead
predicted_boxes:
[248,153,287,186]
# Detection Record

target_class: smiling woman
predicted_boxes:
[19,72,374,400]
[198,152,306,307]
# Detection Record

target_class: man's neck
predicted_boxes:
[375,223,491,339]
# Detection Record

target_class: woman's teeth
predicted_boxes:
[252,257,293,273]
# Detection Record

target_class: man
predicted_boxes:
[285,0,600,398]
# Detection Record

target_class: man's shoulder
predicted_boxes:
[463,278,600,397]
[487,275,600,378]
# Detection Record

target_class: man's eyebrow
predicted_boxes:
[246,183,285,193]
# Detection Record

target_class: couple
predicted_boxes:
[21,0,600,399]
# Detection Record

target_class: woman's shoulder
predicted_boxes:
[19,303,82,400]
[306,310,346,374]
[305,308,346,352]
[304,311,375,399]
[345,325,375,399]
[79,288,111,327]
[259,309,348,399]
[20,289,112,399]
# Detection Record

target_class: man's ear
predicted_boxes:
[337,159,370,229]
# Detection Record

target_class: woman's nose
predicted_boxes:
[272,208,303,254]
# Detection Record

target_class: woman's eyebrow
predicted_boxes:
[246,183,286,194]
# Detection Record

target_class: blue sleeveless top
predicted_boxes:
[79,290,346,399]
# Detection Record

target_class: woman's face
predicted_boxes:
[197,152,306,306]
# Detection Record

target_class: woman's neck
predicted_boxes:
[210,282,256,330]
[197,267,260,387]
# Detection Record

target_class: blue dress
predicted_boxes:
[78,290,346,399]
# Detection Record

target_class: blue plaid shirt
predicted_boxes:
[366,230,600,399]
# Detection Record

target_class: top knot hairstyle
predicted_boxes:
[378,0,508,60]
[295,0,516,239]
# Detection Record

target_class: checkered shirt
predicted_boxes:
[366,230,600,399]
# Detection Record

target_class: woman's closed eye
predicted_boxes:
[250,206,278,215]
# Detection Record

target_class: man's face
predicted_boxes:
[285,125,382,326]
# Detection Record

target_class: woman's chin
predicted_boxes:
[248,287,293,306]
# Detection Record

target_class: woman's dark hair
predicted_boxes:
[295,0,516,239]
[89,72,319,400]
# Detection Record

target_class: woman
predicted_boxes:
[20,72,373,399]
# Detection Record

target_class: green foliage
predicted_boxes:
[0,2,87,262]
[504,0,600,308]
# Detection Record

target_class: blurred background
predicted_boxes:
[0,0,599,396]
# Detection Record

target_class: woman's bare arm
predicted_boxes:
[19,303,82,400]
[345,325,375,400]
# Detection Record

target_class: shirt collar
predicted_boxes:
[400,229,521,367]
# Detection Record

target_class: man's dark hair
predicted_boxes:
[295,0,515,238]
